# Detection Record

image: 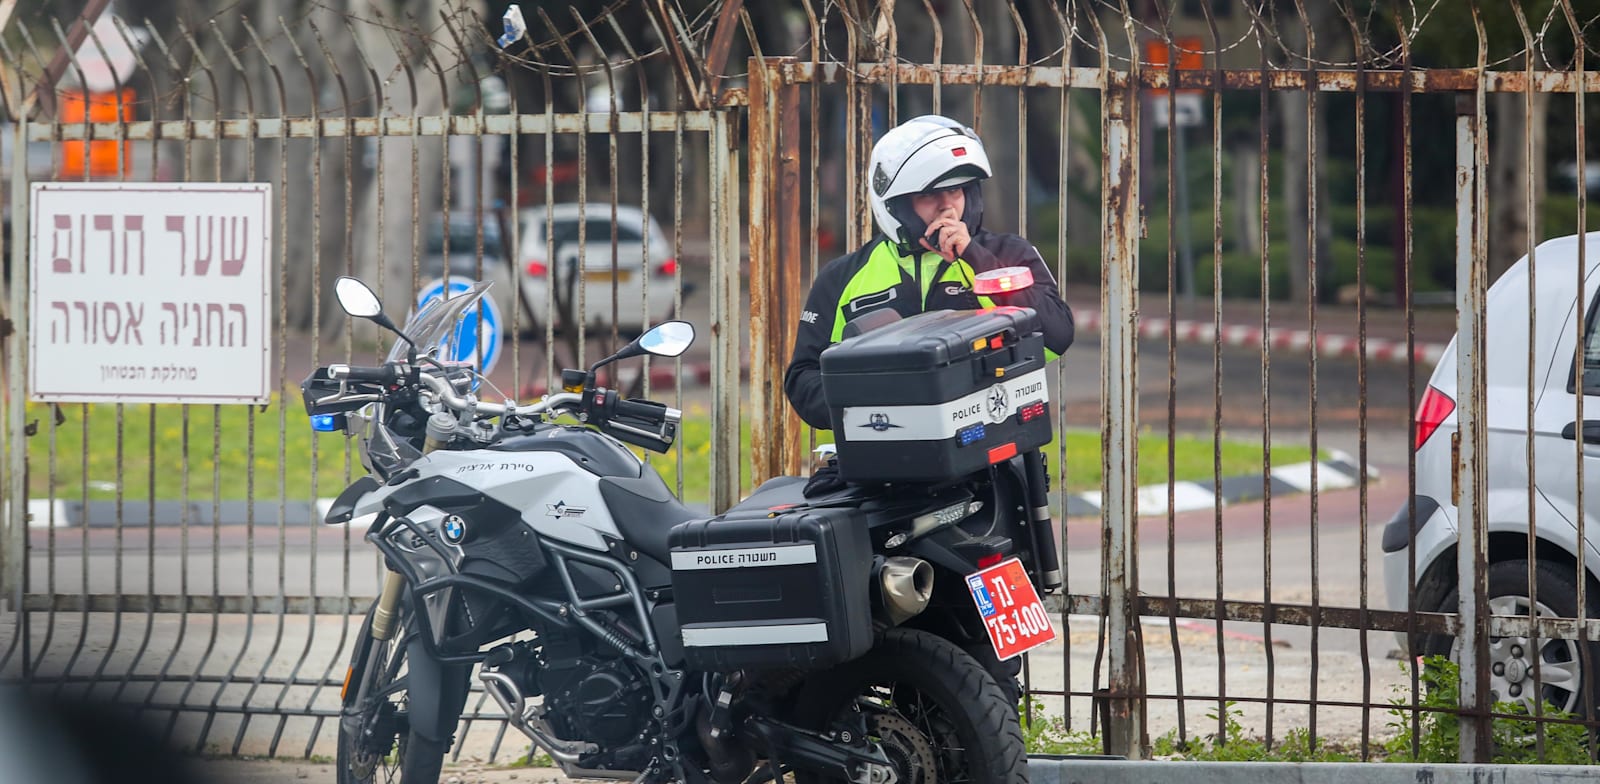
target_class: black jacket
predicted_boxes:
[783,231,1075,430]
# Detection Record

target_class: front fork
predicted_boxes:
[1021,449,1063,592]
[352,568,471,746]
[370,570,407,641]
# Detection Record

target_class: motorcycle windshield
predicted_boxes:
[386,280,494,364]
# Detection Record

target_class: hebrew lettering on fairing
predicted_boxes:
[123,216,145,275]
[52,214,75,273]
[91,214,116,275]
[191,216,215,277]
[160,302,181,344]
[226,304,247,346]
[220,216,247,276]
[165,215,187,275]
[50,301,71,342]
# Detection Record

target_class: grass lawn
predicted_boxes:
[23,400,1316,505]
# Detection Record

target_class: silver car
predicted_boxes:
[1383,232,1600,717]
[419,212,521,334]
[515,204,678,335]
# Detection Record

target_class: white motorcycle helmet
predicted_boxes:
[868,115,993,254]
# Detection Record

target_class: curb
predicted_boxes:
[1074,309,1450,367]
[1027,758,1600,784]
[1060,449,1379,518]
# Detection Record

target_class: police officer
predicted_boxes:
[784,115,1075,429]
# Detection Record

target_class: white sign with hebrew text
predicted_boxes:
[30,183,273,404]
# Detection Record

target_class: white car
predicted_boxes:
[1384,232,1600,716]
[516,204,679,335]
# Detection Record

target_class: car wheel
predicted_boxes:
[1426,558,1600,717]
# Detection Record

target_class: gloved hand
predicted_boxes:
[803,457,848,497]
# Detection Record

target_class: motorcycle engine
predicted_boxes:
[541,653,653,752]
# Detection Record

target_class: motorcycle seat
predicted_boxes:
[724,475,870,515]
[597,472,702,565]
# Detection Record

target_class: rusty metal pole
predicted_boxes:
[1102,69,1145,760]
[709,107,742,513]
[1454,86,1491,764]
[775,74,804,477]
[748,57,776,485]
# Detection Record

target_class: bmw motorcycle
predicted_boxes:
[305,275,1062,784]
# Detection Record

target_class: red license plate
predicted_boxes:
[965,558,1057,661]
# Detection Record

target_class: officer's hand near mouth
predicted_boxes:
[782,114,1076,431]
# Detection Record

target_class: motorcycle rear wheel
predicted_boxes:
[337,602,448,784]
[791,628,1028,784]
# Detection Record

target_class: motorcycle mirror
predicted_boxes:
[637,321,695,358]
[334,276,413,351]
[335,277,384,318]
[588,320,697,377]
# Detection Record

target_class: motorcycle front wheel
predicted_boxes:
[337,601,448,784]
[791,627,1028,784]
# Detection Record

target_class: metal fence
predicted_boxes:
[5,0,1600,769]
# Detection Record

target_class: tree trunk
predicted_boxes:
[1489,88,1548,280]
[975,1,1017,234]
[1230,130,1262,256]
[1278,4,1341,304]
[1281,86,1310,304]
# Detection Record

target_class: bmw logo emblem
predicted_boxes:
[442,516,466,544]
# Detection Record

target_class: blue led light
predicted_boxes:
[311,414,340,432]
[957,423,986,446]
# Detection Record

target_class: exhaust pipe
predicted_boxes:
[479,670,596,764]
[876,557,934,625]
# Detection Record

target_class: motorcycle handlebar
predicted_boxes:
[416,371,582,418]
[405,369,678,452]
[328,363,399,384]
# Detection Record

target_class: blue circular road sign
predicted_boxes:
[415,277,503,378]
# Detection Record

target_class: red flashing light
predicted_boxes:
[973,266,1034,296]
[976,552,1005,569]
[525,259,549,276]
[1414,386,1456,451]
[1018,401,1048,423]
[953,147,968,157]
[655,258,679,277]
[989,335,1004,349]
[987,442,1019,465]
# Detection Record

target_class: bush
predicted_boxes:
[1384,655,1593,764]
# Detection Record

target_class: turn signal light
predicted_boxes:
[525,259,548,276]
